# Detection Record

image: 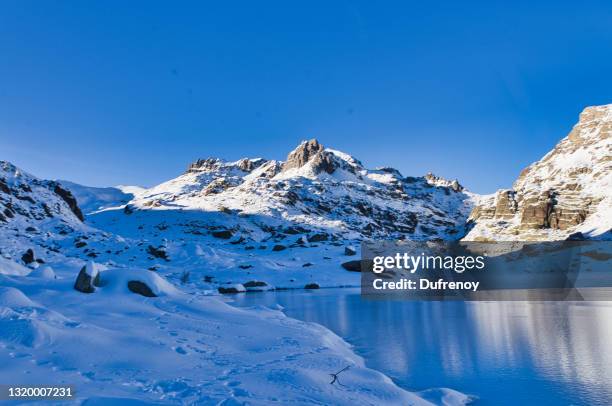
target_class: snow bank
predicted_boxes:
[0,256,31,276]
[97,268,180,297]
[0,268,458,405]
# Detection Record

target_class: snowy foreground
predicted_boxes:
[0,260,470,405]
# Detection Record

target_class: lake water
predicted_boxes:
[231,288,612,405]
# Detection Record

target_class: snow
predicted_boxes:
[0,256,31,276]
[0,259,445,405]
[7,116,609,404]
[465,104,612,241]
[59,181,143,214]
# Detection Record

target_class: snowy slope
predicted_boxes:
[0,259,468,405]
[59,180,145,215]
[465,104,612,241]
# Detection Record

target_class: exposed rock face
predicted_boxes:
[283,139,325,171]
[424,173,464,192]
[466,104,612,241]
[52,183,85,221]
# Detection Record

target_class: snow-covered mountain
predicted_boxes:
[465,104,612,241]
[0,139,476,290]
[127,139,476,241]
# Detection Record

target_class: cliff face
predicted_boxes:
[465,104,612,241]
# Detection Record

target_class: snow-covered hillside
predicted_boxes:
[465,104,612,241]
[59,180,145,215]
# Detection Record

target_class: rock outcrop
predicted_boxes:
[466,104,612,241]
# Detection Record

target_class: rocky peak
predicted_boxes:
[424,173,464,192]
[187,157,266,174]
[282,139,325,172]
[466,104,612,241]
[187,158,224,173]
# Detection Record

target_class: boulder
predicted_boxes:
[243,281,274,292]
[307,233,328,243]
[272,244,287,252]
[212,230,233,239]
[218,284,246,294]
[304,283,320,290]
[21,249,35,265]
[127,280,157,297]
[74,261,101,293]
[147,245,169,261]
[341,260,362,272]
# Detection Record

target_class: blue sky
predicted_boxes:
[1,1,611,193]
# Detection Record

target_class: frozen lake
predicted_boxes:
[231,288,612,405]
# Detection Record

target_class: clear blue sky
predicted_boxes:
[1,1,611,193]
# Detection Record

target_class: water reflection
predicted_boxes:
[231,289,612,405]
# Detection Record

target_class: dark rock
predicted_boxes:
[304,283,320,289]
[341,260,362,272]
[35,258,45,264]
[243,281,267,288]
[21,249,35,265]
[307,233,328,243]
[212,230,233,239]
[25,226,37,233]
[74,264,100,294]
[283,226,310,235]
[52,183,84,221]
[238,264,253,269]
[218,285,246,294]
[0,179,10,194]
[75,241,87,248]
[302,262,313,267]
[147,245,169,261]
[123,205,134,215]
[127,280,157,297]
[344,246,357,256]
[272,244,287,251]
